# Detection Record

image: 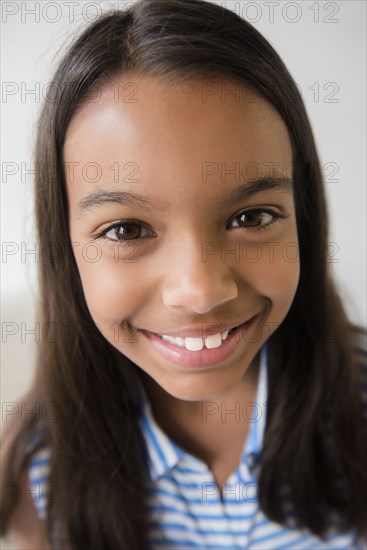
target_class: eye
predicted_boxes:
[227,209,285,232]
[96,221,155,242]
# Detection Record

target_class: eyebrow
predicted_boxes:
[218,176,293,211]
[77,190,164,218]
[76,176,293,218]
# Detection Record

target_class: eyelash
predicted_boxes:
[227,208,286,233]
[94,208,286,243]
[93,220,155,242]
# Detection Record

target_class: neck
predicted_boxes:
[138,354,261,465]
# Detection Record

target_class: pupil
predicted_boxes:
[119,224,139,239]
[241,212,260,226]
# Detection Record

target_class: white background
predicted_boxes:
[1,0,366,408]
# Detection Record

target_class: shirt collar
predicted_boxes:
[241,342,268,460]
[139,343,269,481]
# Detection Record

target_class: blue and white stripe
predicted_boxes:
[27,446,50,522]
[28,344,367,548]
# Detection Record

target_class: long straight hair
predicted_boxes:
[1,0,366,547]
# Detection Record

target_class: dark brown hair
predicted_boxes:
[1,0,366,547]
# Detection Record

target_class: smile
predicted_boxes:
[140,316,259,368]
[160,330,230,351]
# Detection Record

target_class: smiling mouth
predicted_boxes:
[159,328,233,351]
[145,318,255,352]
[138,315,261,368]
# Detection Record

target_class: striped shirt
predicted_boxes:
[28,344,367,549]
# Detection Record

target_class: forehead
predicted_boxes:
[63,76,292,204]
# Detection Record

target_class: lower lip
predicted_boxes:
[140,318,257,368]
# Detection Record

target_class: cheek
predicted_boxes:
[262,258,300,306]
[238,242,300,310]
[74,252,148,324]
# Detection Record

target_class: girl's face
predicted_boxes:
[64,76,299,402]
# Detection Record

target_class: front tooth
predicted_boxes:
[175,337,185,347]
[205,333,222,349]
[184,337,204,351]
[161,333,226,351]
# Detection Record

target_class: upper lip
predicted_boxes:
[142,315,258,338]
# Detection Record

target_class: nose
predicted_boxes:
[162,238,239,314]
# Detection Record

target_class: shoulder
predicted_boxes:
[7,468,52,549]
[0,410,51,548]
[27,444,52,523]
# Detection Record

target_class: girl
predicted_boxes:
[1,0,366,548]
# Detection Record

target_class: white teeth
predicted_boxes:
[162,335,177,344]
[185,337,204,351]
[162,335,185,346]
[160,330,230,351]
[204,333,222,349]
